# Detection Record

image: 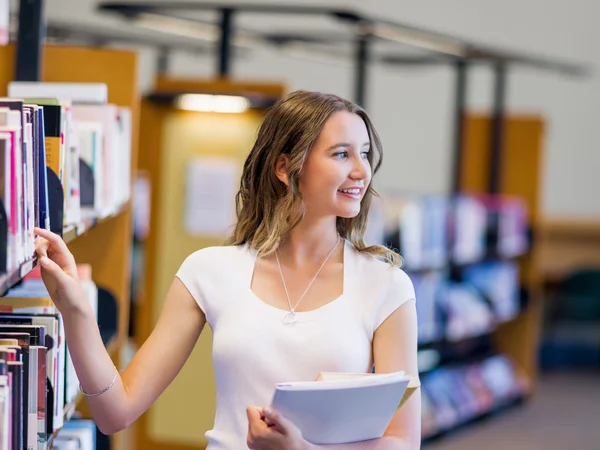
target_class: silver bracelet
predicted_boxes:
[79,366,119,397]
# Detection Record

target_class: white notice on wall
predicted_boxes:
[183,157,240,237]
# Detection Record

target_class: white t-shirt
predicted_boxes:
[175,239,416,450]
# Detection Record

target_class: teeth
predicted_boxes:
[339,189,360,194]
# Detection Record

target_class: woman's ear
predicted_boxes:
[275,155,289,186]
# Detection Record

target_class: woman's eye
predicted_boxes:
[334,151,348,159]
[361,151,370,159]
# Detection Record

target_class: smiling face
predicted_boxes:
[297,110,372,220]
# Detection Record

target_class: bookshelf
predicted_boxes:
[376,112,546,441]
[0,43,139,450]
[460,112,545,385]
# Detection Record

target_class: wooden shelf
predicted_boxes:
[41,394,82,450]
[0,204,129,297]
[41,335,120,449]
[63,203,130,244]
[403,248,530,275]
[422,391,528,444]
[0,256,38,297]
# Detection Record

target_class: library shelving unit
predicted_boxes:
[411,111,547,442]
[460,113,546,383]
[0,42,140,450]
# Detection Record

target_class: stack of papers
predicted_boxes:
[271,371,419,444]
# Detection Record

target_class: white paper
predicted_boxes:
[183,157,239,236]
[271,373,411,445]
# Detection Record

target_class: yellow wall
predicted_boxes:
[146,109,265,446]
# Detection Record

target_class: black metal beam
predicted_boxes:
[354,33,370,108]
[488,63,507,194]
[380,55,459,66]
[99,2,360,19]
[218,8,234,77]
[157,48,170,76]
[15,0,45,82]
[450,60,468,194]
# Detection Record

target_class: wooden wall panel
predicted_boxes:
[461,113,545,225]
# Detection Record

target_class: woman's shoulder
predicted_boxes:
[349,242,413,289]
[180,243,250,270]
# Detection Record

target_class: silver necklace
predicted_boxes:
[275,235,341,326]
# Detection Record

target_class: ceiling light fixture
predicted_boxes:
[370,23,467,57]
[132,12,260,49]
[175,93,250,113]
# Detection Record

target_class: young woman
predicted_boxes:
[34,90,421,450]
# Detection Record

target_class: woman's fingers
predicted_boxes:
[34,227,78,279]
[34,236,50,258]
[39,256,69,282]
[34,227,69,253]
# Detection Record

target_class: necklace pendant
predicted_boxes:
[282,311,297,326]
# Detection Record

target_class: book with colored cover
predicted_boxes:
[270,370,419,445]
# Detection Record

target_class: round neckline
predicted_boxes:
[246,239,350,317]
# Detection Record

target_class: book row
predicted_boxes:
[0,81,132,275]
[0,265,98,450]
[411,260,521,344]
[52,419,96,450]
[375,193,529,271]
[421,354,529,440]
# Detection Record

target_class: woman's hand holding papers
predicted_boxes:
[246,406,311,450]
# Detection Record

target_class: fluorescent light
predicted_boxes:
[132,12,260,49]
[175,94,250,113]
[370,23,466,57]
[134,12,218,41]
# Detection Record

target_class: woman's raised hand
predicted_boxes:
[34,227,87,314]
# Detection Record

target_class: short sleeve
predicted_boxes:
[175,250,210,317]
[373,268,416,331]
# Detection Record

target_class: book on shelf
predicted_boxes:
[462,261,520,322]
[8,82,133,218]
[440,282,496,342]
[408,260,521,346]
[0,264,99,450]
[451,194,487,265]
[0,83,132,279]
[0,0,8,47]
[420,354,528,439]
[380,192,529,271]
[270,370,419,445]
[53,418,96,450]
[410,271,445,345]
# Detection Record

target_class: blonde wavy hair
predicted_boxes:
[228,90,401,267]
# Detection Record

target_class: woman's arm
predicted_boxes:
[374,298,421,448]
[35,228,206,435]
[71,278,205,435]
[308,300,421,450]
